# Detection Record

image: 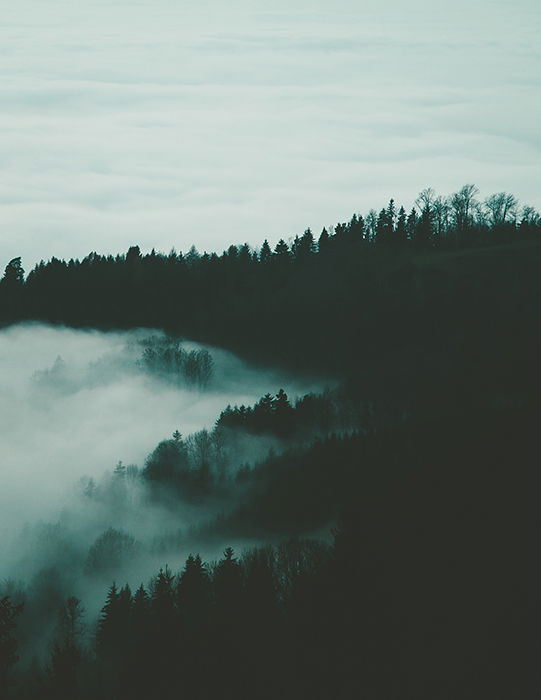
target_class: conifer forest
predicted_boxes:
[1,187,540,698]
[1,1,540,698]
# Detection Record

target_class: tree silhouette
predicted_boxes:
[47,597,85,699]
[0,596,23,693]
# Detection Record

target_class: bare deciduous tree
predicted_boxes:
[450,184,479,239]
[484,192,518,226]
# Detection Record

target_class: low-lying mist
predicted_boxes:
[0,322,329,651]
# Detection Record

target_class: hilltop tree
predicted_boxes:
[0,257,25,320]
[273,239,290,262]
[1,257,24,287]
[274,388,294,437]
[450,184,479,243]
[295,228,316,260]
[259,239,272,264]
[484,192,518,226]
[316,227,330,254]
[414,187,436,246]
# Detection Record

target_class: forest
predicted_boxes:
[1,185,540,699]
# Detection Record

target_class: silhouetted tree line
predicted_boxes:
[218,389,296,438]
[140,389,359,501]
[1,186,539,395]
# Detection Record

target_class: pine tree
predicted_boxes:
[1,257,24,287]
[259,239,272,264]
[406,207,418,242]
[214,548,243,611]
[273,239,290,262]
[273,388,294,437]
[177,555,211,623]
[96,583,120,658]
[295,229,315,260]
[48,597,85,699]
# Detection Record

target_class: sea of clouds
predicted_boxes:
[1,0,540,268]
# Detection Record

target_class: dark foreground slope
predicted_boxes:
[1,208,540,698]
[4,400,539,700]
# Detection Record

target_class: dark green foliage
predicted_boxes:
[138,389,356,505]
[217,389,338,438]
[143,431,216,499]
[0,257,25,320]
[85,529,140,576]
[138,337,214,388]
[144,438,190,482]
[0,596,23,692]
[46,597,85,699]
[2,257,25,287]
[29,397,540,699]
[5,395,541,699]
[2,186,540,698]
[95,584,133,699]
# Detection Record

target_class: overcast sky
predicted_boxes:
[1,0,540,269]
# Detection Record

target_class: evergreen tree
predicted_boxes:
[147,567,177,694]
[273,239,290,262]
[259,239,272,264]
[213,548,243,611]
[0,257,25,320]
[0,596,23,693]
[273,388,294,437]
[47,597,85,699]
[295,229,316,260]
[406,207,418,241]
[317,227,331,253]
[1,257,24,287]
[177,554,211,624]
[176,555,211,697]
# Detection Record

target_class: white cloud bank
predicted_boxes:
[1,0,540,268]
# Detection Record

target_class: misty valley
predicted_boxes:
[1,0,540,692]
[0,323,333,593]
[1,190,540,699]
[1,324,347,698]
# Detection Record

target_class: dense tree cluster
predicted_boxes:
[140,389,359,501]
[84,529,141,577]
[138,337,214,388]
[4,397,540,699]
[0,597,23,695]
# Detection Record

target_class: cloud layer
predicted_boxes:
[1,0,540,268]
[0,323,322,550]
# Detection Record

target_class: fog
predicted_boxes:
[0,323,326,633]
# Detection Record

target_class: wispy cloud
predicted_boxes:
[1,0,539,268]
[0,323,322,549]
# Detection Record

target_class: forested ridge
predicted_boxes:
[1,185,540,698]
[1,185,540,384]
